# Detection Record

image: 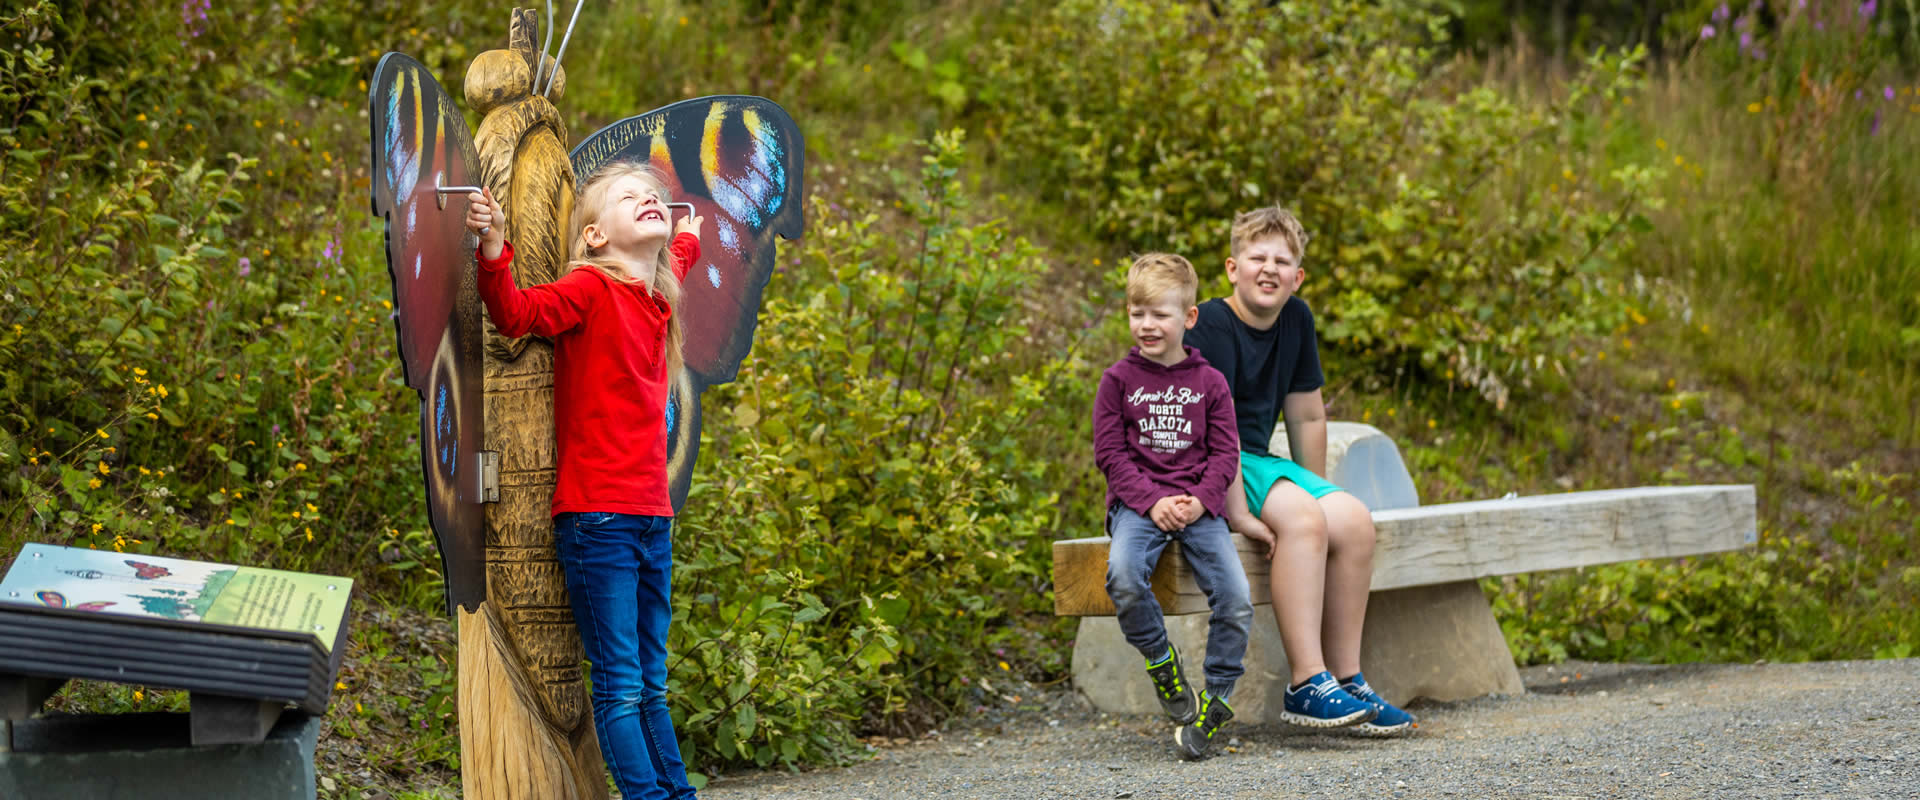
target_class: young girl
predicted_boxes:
[466,161,705,800]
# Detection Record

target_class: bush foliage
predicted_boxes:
[0,0,1913,789]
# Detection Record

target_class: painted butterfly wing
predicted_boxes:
[125,560,171,580]
[570,96,805,510]
[368,53,488,614]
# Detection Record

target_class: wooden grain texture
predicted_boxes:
[1054,485,1757,616]
[457,9,602,798]
[458,604,607,800]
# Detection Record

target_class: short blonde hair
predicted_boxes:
[1126,252,1198,309]
[1230,205,1310,263]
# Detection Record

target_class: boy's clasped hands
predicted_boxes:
[1148,494,1204,532]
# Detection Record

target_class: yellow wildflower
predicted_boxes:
[133,690,144,703]
[136,113,147,121]
[91,523,102,534]
[145,412,158,420]
[998,661,1010,671]
[226,518,235,525]
[139,466,151,475]
[88,478,102,489]
[97,429,109,439]
[1655,138,1666,151]
[1746,102,1761,113]
[133,367,148,376]
[98,461,110,474]
[156,385,169,398]
[305,528,313,542]
[137,140,148,150]
[306,503,318,513]
[295,462,308,471]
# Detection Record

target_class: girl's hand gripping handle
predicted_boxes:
[466,187,506,260]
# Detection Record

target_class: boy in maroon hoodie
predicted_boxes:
[1093,253,1251,761]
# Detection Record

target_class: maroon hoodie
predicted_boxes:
[1092,346,1241,519]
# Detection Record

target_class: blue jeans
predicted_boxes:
[553,512,697,800]
[1104,505,1253,699]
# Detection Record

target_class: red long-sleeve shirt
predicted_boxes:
[475,233,700,517]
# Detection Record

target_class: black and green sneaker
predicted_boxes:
[1145,646,1198,725]
[1174,690,1234,761]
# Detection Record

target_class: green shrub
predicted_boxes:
[974,0,1664,411]
[671,131,1071,772]
[0,0,435,588]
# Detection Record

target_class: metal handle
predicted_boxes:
[436,183,491,236]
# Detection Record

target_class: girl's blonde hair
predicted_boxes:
[569,161,684,382]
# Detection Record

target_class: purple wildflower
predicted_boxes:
[1871,107,1883,135]
[179,0,210,38]
[1861,0,1878,17]
[1739,31,1753,50]
[1886,86,1897,100]
[1815,20,1826,30]
[238,257,251,277]
[1714,3,1730,22]
[323,239,336,261]
[1702,24,1718,39]
[271,423,280,435]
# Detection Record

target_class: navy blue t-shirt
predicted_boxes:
[1184,297,1324,456]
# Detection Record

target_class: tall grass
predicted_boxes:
[1635,5,1920,450]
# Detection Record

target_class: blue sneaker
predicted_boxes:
[1280,671,1377,728]
[1341,673,1415,736]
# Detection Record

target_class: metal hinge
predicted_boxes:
[478,451,501,504]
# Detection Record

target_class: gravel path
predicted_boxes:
[703,659,1920,799]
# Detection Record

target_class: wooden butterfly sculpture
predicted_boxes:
[368,35,804,615]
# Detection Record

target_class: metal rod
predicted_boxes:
[544,0,586,97]
[533,0,554,95]
[437,186,491,236]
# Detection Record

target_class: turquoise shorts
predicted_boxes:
[1241,450,1344,514]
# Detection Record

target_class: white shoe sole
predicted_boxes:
[1351,718,1413,736]
[1279,708,1375,728]
[1172,726,1209,760]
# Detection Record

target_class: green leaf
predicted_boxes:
[735,703,757,740]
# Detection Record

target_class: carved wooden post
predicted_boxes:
[455,10,605,799]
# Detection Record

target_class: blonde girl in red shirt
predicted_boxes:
[465,161,704,800]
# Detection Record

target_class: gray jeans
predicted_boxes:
[1104,505,1253,698]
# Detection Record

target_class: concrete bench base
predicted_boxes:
[1072,580,1523,722]
[0,711,320,800]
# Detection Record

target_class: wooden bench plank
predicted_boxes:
[1053,484,1757,616]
